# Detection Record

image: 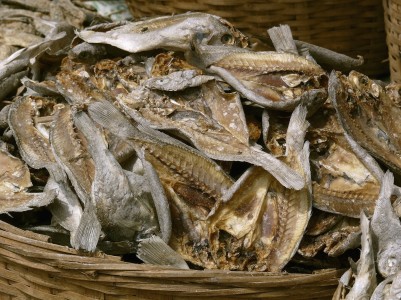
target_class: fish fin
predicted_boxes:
[286,105,309,155]
[250,146,304,190]
[267,24,298,55]
[70,201,101,252]
[137,148,172,243]
[88,100,139,139]
[137,235,189,269]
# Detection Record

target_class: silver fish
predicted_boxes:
[371,171,401,278]
[72,110,163,244]
[344,211,376,299]
[78,12,248,53]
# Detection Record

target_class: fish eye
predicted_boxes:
[221,34,234,45]
[79,51,90,59]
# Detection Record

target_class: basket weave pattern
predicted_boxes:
[383,0,401,82]
[0,220,342,299]
[126,0,388,77]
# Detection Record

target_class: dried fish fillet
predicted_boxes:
[50,104,95,204]
[330,71,401,176]
[187,42,327,111]
[118,81,304,190]
[7,95,91,250]
[78,12,248,53]
[175,105,312,271]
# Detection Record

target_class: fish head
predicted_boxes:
[378,245,401,278]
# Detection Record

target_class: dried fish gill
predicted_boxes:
[186,40,328,111]
[78,12,249,53]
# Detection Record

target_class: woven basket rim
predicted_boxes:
[0,220,344,299]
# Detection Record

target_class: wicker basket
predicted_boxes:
[0,220,343,299]
[126,0,388,77]
[383,0,401,82]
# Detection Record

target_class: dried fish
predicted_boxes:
[330,71,401,176]
[308,103,381,217]
[69,42,108,64]
[0,148,55,213]
[203,105,311,271]
[371,275,394,300]
[50,104,94,205]
[298,217,360,257]
[118,80,304,190]
[78,12,248,53]
[305,210,343,236]
[7,95,95,250]
[144,70,215,91]
[344,212,376,299]
[0,23,75,101]
[371,171,401,278]
[72,109,161,244]
[186,40,328,111]
[88,99,234,208]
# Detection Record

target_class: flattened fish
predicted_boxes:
[307,102,381,217]
[330,71,401,176]
[118,80,304,190]
[72,110,162,243]
[203,105,312,271]
[78,12,248,53]
[0,148,55,213]
[7,95,93,250]
[186,41,327,111]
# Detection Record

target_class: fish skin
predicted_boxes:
[78,12,248,53]
[7,95,99,251]
[204,105,312,271]
[186,41,327,111]
[345,211,376,300]
[371,276,393,300]
[330,71,401,176]
[371,171,401,278]
[73,110,160,244]
[88,99,235,201]
[50,104,95,204]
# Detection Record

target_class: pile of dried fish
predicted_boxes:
[1,9,401,291]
